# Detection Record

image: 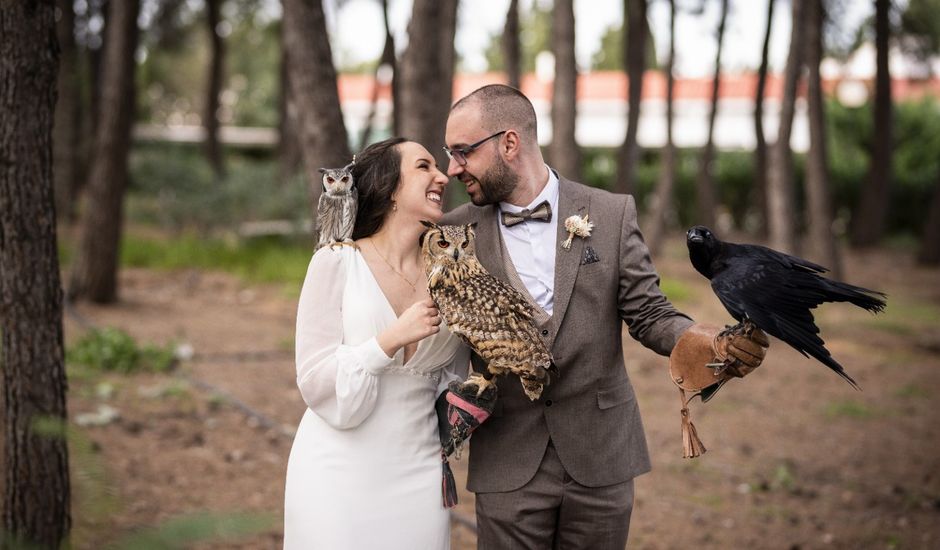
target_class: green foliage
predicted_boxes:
[107,512,276,549]
[590,22,658,71]
[66,328,176,374]
[658,277,693,304]
[484,0,552,74]
[120,233,312,285]
[899,0,940,64]
[128,143,310,233]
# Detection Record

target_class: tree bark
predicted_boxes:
[278,38,302,180]
[282,0,353,216]
[68,0,140,303]
[503,0,521,89]
[804,0,841,277]
[917,170,940,265]
[204,0,225,178]
[767,0,805,253]
[0,2,71,546]
[694,0,728,230]
[549,0,581,181]
[614,0,648,196]
[850,0,893,247]
[398,0,459,206]
[752,0,775,237]
[645,0,676,255]
[359,0,396,152]
[54,0,83,224]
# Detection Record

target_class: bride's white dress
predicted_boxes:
[284,246,466,549]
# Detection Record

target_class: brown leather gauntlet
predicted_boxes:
[669,321,769,458]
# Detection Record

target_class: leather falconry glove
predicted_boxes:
[669,321,770,458]
[435,379,498,508]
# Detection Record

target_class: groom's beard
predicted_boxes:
[470,156,519,206]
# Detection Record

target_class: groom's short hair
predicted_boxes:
[451,84,538,144]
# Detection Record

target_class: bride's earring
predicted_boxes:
[391,201,398,212]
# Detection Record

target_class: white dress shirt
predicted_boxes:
[498,167,559,316]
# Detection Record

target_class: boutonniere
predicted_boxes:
[562,214,593,250]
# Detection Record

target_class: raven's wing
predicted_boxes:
[711,246,860,389]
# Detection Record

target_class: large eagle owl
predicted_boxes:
[420,222,556,401]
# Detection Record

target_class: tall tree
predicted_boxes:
[398,0,459,206]
[204,0,226,177]
[68,0,141,303]
[359,0,397,152]
[767,0,806,253]
[803,0,841,277]
[0,1,71,546]
[549,0,581,180]
[282,0,352,215]
[850,0,893,247]
[54,0,83,224]
[503,0,521,89]
[752,0,776,237]
[694,0,729,230]
[278,38,302,179]
[644,0,677,255]
[614,0,648,196]
[918,170,940,265]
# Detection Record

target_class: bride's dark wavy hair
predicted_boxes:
[350,137,409,240]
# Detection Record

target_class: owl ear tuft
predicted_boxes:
[318,167,328,174]
[420,220,437,229]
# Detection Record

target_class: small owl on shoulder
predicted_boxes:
[316,160,358,251]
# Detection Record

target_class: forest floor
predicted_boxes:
[13,236,940,549]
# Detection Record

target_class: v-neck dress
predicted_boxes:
[284,247,467,549]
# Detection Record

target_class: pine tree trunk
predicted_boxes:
[752,0,775,237]
[917,170,940,265]
[503,0,521,89]
[850,0,892,247]
[614,0,648,196]
[282,0,352,217]
[0,2,71,546]
[694,0,728,230]
[359,0,396,152]
[68,0,140,303]
[549,0,581,181]
[204,0,225,178]
[54,0,83,224]
[278,41,302,180]
[645,0,676,255]
[767,0,805,253]
[398,0,459,206]
[804,0,841,277]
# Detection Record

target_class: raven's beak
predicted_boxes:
[688,230,704,244]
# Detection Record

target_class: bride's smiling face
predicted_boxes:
[391,141,449,223]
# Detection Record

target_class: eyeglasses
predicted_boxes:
[442,130,507,167]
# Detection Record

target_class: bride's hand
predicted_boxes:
[377,298,442,358]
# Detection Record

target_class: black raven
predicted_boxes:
[686,226,886,389]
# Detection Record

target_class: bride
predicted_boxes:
[283,138,468,549]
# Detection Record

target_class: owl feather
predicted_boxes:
[420,222,556,401]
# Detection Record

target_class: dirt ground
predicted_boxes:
[38,237,940,548]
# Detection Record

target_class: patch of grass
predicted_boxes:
[659,277,695,304]
[120,233,312,286]
[895,383,929,399]
[109,511,276,549]
[824,400,876,419]
[865,299,940,335]
[66,328,176,374]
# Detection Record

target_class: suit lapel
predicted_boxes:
[471,205,510,283]
[550,177,590,336]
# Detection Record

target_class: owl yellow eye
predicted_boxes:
[438,240,450,248]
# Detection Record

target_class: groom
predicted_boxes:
[440,85,768,548]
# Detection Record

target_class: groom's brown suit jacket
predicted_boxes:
[441,176,694,493]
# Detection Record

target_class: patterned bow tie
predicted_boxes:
[501,200,552,227]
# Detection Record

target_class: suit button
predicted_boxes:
[541,329,549,336]
[545,400,553,407]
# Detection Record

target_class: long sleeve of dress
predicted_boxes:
[295,249,394,429]
[435,343,471,397]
